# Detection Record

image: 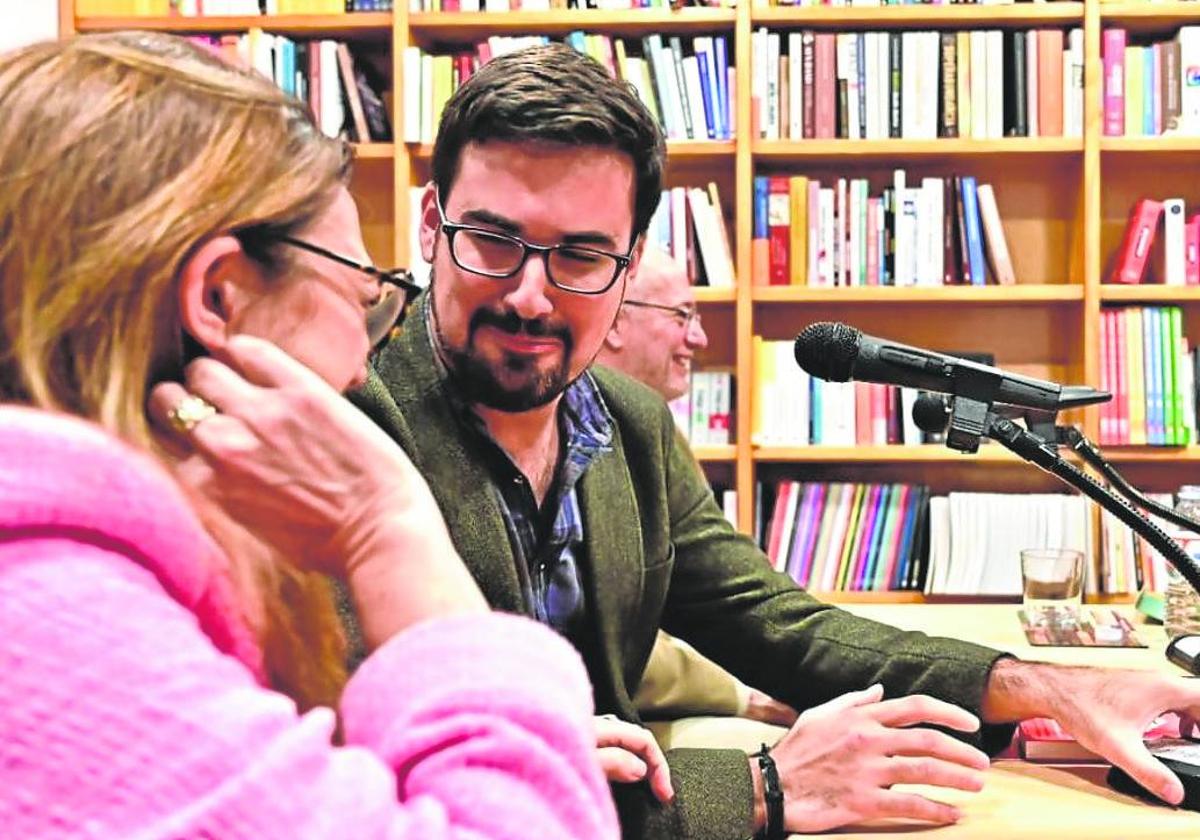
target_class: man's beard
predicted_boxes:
[437,303,576,412]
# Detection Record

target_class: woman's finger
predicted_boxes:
[596,747,647,784]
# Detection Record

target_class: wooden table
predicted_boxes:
[812,604,1200,839]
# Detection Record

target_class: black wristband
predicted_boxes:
[754,743,784,840]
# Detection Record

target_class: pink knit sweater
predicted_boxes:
[0,407,618,839]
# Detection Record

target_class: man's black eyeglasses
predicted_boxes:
[622,299,702,331]
[277,236,423,346]
[435,193,634,295]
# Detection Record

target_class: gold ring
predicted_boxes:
[167,394,217,433]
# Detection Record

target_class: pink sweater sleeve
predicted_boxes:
[0,543,618,839]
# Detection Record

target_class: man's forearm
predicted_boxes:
[980,658,1082,723]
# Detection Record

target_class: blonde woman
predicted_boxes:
[0,32,617,838]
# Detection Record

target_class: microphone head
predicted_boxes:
[911,392,952,433]
[794,322,861,382]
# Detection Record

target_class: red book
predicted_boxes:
[767,176,792,285]
[1187,213,1200,286]
[814,33,837,139]
[1111,199,1164,284]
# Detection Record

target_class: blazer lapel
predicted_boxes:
[365,304,526,616]
[577,428,645,708]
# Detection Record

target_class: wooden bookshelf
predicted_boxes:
[63,0,1199,604]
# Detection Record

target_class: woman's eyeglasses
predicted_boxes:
[276,236,424,346]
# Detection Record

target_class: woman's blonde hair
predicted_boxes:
[0,31,354,710]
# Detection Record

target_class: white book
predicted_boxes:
[864,32,880,140]
[318,40,343,140]
[900,387,921,445]
[722,490,738,531]
[1182,27,1200,134]
[687,188,734,288]
[922,31,942,139]
[766,32,781,140]
[670,188,689,268]
[970,30,988,139]
[1068,28,1084,137]
[986,30,1004,139]
[897,188,919,287]
[922,177,944,286]
[460,0,481,11]
[976,183,1016,285]
[1165,198,1187,285]
[818,187,835,286]
[877,32,890,140]
[925,495,951,595]
[710,371,732,446]
[848,34,862,139]
[690,371,711,446]
[682,56,710,141]
[901,32,919,139]
[848,179,861,286]
[752,28,768,139]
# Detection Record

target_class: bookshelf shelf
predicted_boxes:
[1100,1,1200,31]
[1099,285,1200,303]
[1100,136,1200,154]
[811,590,928,604]
[693,444,737,463]
[409,9,736,40]
[753,138,1083,160]
[753,445,1024,464]
[752,285,1084,304]
[1101,446,1200,463]
[750,4,1085,29]
[352,142,395,160]
[74,14,393,38]
[694,287,737,304]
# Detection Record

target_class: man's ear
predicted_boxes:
[419,181,440,263]
[177,235,258,356]
[603,312,627,352]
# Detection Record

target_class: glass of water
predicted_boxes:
[1021,548,1085,627]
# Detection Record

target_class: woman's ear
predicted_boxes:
[177,235,259,355]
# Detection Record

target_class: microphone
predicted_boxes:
[793,322,1109,412]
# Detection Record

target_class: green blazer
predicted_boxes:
[352,302,1014,840]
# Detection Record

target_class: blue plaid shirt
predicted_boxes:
[428,307,613,643]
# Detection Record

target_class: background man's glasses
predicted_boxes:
[277,236,423,346]
[622,299,702,331]
[435,194,632,295]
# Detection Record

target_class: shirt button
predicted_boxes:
[513,476,524,485]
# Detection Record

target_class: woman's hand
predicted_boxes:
[149,335,485,645]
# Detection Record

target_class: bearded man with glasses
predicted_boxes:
[351,42,1198,840]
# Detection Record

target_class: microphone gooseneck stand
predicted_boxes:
[934,394,1200,594]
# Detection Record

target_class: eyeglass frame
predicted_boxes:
[622,299,702,331]
[274,235,424,344]
[434,192,636,296]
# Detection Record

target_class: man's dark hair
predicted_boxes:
[431,43,666,243]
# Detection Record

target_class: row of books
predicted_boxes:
[926,492,1092,596]
[750,338,927,446]
[645,185,736,288]
[668,371,734,446]
[1098,306,1197,447]
[753,0,1078,6]
[1100,492,1174,595]
[1102,28,1200,137]
[762,481,932,592]
[196,31,391,141]
[77,0,391,13]
[401,34,734,144]
[751,28,1083,141]
[751,172,1014,288]
[1109,198,1200,286]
